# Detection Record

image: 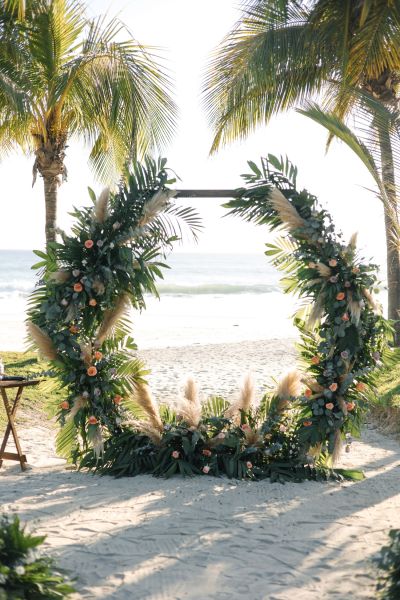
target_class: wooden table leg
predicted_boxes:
[0,386,27,471]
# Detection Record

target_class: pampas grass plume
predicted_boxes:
[363,288,381,314]
[177,377,202,428]
[95,294,129,346]
[225,373,255,421]
[69,395,88,419]
[269,188,306,232]
[316,263,332,278]
[94,188,110,223]
[135,383,163,432]
[49,270,71,284]
[128,419,163,445]
[27,321,58,360]
[276,370,301,411]
[139,189,176,227]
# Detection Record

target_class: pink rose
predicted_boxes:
[202,449,212,457]
[217,432,225,439]
[279,424,287,432]
[241,424,251,431]
[246,461,253,469]
[172,450,180,459]
[325,402,334,410]
[203,465,210,474]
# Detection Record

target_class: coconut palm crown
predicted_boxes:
[203,0,400,341]
[0,0,177,244]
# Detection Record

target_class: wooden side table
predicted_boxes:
[0,380,40,471]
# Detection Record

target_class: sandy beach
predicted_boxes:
[1,339,400,599]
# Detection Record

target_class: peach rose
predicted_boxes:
[88,415,98,425]
[336,292,345,301]
[329,383,338,392]
[279,424,287,432]
[352,267,360,274]
[89,299,97,307]
[241,424,251,431]
[246,461,253,469]
[303,420,313,427]
[202,449,212,457]
[311,356,320,365]
[84,239,94,249]
[172,450,180,459]
[94,351,103,361]
[356,382,366,392]
[87,366,97,377]
[325,402,334,410]
[69,325,79,334]
[113,395,122,405]
[203,465,210,474]
[329,259,338,267]
[305,389,312,398]
[60,401,69,410]
[346,402,355,411]
[342,313,350,321]
[216,432,225,439]
[73,283,83,292]
[308,262,316,269]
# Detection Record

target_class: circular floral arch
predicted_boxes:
[27,155,389,480]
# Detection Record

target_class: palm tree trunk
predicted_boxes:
[43,176,58,246]
[379,125,400,345]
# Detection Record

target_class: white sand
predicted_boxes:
[1,339,400,600]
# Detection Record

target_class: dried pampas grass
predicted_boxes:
[79,342,92,366]
[177,377,202,428]
[135,383,163,432]
[306,291,326,329]
[275,370,301,411]
[337,396,348,417]
[94,294,130,347]
[26,321,58,360]
[348,232,358,250]
[127,419,163,445]
[94,188,110,223]
[225,374,255,421]
[139,189,177,227]
[269,188,306,232]
[69,395,89,419]
[316,262,332,278]
[49,270,71,284]
[347,292,363,325]
[88,425,104,458]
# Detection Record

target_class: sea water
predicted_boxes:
[0,250,300,350]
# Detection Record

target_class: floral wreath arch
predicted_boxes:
[27,155,389,481]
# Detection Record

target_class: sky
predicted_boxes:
[0,0,387,268]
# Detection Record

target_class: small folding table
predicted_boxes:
[0,380,40,471]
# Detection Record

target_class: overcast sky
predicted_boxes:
[0,0,386,268]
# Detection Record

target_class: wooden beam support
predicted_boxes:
[174,189,237,198]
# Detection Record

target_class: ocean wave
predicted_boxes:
[156,283,279,295]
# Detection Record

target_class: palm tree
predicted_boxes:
[203,0,400,342]
[0,0,176,245]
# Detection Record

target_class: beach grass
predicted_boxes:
[0,351,62,429]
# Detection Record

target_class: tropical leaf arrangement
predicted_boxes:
[27,157,201,460]
[27,153,390,481]
[0,514,75,599]
[374,529,400,599]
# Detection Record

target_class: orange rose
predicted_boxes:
[329,259,338,267]
[325,402,334,410]
[87,366,97,377]
[329,383,338,392]
[346,402,355,411]
[88,415,98,425]
[303,420,313,427]
[356,382,366,392]
[94,351,103,361]
[69,325,79,334]
[305,389,312,398]
[84,239,94,249]
[113,395,122,405]
[60,401,69,410]
[336,292,345,301]
[342,313,350,321]
[352,267,360,274]
[89,299,97,307]
[73,282,83,292]
[311,356,320,365]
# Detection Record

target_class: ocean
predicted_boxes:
[0,250,300,350]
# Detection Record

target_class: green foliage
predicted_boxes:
[0,514,75,599]
[374,530,400,599]
[27,157,200,458]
